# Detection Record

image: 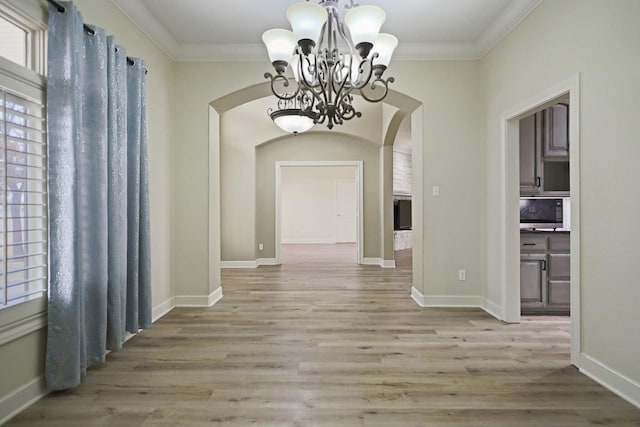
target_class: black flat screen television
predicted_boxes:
[394,199,412,230]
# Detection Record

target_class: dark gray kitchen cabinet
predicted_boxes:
[519,113,540,194]
[519,103,570,196]
[520,254,546,308]
[543,103,570,158]
[520,232,570,314]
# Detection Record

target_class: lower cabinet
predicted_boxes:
[520,232,570,314]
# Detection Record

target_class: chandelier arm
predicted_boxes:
[264,72,300,101]
[359,76,395,103]
[350,56,376,89]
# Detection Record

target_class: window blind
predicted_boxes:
[0,86,47,307]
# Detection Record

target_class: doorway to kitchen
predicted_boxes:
[499,75,581,365]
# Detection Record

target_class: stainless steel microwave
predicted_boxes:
[519,197,570,230]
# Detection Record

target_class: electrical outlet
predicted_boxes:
[432,185,440,196]
[258,243,264,251]
[458,269,466,281]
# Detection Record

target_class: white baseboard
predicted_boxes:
[410,288,504,322]
[220,260,257,268]
[282,238,337,244]
[174,288,223,308]
[208,287,223,306]
[152,297,175,322]
[411,287,484,308]
[481,298,503,321]
[579,353,640,409]
[220,259,280,268]
[381,259,396,268]
[0,376,48,426]
[362,258,395,268]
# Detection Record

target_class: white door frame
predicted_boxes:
[275,161,364,265]
[499,74,581,365]
[335,178,358,243]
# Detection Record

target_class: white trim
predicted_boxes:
[282,238,337,244]
[220,260,258,269]
[362,258,395,268]
[275,161,364,265]
[579,354,640,409]
[497,75,581,365]
[109,0,541,61]
[257,258,278,266]
[152,298,175,322]
[411,288,504,321]
[381,259,396,269]
[220,259,280,268]
[477,0,542,57]
[208,287,224,306]
[481,298,503,321]
[174,288,224,307]
[0,376,47,426]
[0,312,46,346]
[412,292,485,308]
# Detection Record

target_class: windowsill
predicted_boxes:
[0,296,47,346]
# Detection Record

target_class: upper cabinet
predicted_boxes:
[543,103,569,158]
[520,103,570,196]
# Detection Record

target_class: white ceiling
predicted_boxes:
[110,0,541,61]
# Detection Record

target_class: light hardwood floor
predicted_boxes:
[7,245,640,426]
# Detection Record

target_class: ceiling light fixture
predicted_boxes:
[262,0,398,132]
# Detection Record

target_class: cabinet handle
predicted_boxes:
[536,176,541,187]
[523,243,536,246]
[541,260,547,271]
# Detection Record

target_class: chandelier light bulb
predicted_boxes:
[286,2,328,55]
[262,29,297,74]
[372,33,398,68]
[344,5,386,58]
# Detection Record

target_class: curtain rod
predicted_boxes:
[46,0,148,74]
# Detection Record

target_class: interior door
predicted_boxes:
[336,180,357,243]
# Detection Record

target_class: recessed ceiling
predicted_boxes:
[110,0,541,61]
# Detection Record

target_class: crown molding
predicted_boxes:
[476,0,543,57]
[109,0,541,62]
[109,0,178,59]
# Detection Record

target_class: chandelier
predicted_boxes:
[262,0,398,133]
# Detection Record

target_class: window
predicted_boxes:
[0,14,27,68]
[0,2,47,309]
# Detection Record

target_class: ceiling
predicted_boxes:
[110,0,541,61]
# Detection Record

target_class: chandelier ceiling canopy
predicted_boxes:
[262,0,398,133]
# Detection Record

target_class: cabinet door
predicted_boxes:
[548,281,570,306]
[543,103,569,158]
[548,253,570,280]
[519,114,541,194]
[520,255,546,307]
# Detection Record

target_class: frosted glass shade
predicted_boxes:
[262,29,297,64]
[344,5,385,49]
[272,111,315,134]
[372,33,398,67]
[286,2,327,46]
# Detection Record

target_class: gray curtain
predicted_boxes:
[46,1,151,391]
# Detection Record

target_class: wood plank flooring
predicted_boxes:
[7,245,640,426]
